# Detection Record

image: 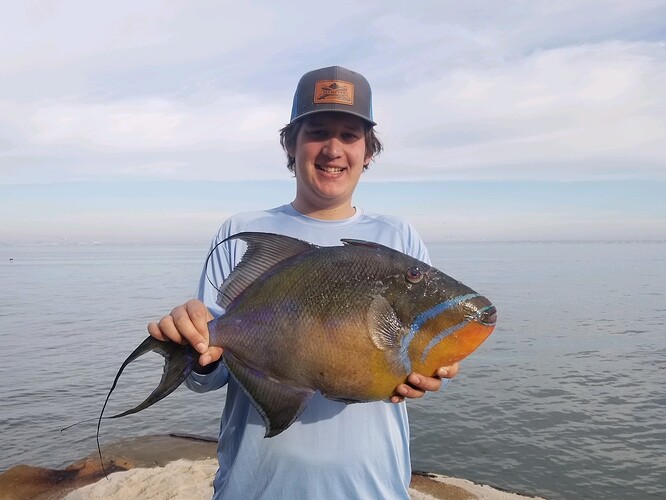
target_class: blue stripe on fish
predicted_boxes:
[420,321,467,364]
[399,293,479,373]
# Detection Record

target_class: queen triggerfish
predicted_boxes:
[99,232,497,438]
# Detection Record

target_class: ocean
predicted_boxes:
[0,241,664,499]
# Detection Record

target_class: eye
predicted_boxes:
[307,129,327,139]
[405,266,423,284]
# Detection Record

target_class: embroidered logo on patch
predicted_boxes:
[314,80,354,106]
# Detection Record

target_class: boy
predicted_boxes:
[148,66,458,499]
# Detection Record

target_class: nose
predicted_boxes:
[321,137,342,158]
[478,305,497,326]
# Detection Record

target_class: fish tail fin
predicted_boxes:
[96,337,197,476]
[103,336,197,420]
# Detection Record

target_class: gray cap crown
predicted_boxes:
[289,66,376,125]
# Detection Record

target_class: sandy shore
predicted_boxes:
[0,434,545,500]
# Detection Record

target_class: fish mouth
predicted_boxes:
[462,295,497,326]
[476,304,497,326]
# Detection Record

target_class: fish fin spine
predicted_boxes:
[213,232,317,309]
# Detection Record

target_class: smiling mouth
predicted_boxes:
[317,165,345,174]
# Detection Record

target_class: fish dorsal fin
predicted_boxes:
[341,239,392,252]
[367,295,404,351]
[215,232,317,309]
[223,352,314,437]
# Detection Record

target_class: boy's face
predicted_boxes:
[289,112,372,217]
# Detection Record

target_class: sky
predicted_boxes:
[1,0,665,244]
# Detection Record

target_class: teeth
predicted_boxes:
[319,166,343,173]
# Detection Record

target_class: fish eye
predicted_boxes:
[405,266,423,284]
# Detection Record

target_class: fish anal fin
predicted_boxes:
[223,352,314,437]
[215,232,317,309]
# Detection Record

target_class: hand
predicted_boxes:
[390,363,460,403]
[147,299,223,367]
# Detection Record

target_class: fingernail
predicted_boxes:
[410,374,421,385]
[196,342,207,354]
[398,385,409,396]
[200,354,211,366]
[437,368,448,378]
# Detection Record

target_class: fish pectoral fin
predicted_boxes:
[367,294,405,351]
[223,353,314,438]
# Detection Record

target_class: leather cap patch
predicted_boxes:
[314,80,354,106]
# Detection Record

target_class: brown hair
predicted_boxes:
[279,117,383,173]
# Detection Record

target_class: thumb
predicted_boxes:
[199,346,224,366]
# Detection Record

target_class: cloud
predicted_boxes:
[28,95,282,151]
[0,1,665,186]
[377,40,666,181]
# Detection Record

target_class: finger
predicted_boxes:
[199,346,224,366]
[439,362,460,379]
[394,382,427,400]
[147,321,170,342]
[170,306,209,354]
[184,299,214,336]
[153,313,187,344]
[407,373,443,393]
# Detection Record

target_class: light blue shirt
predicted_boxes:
[187,204,431,499]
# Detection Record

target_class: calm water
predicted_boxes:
[0,242,664,499]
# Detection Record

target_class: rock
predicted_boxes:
[0,434,545,500]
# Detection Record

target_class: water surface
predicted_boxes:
[1,242,664,499]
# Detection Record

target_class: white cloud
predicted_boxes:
[378,41,666,181]
[0,1,665,185]
[27,95,282,150]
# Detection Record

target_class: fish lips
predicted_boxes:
[460,295,497,326]
[477,304,497,326]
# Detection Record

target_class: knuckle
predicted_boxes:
[157,314,173,329]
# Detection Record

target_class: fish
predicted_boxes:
[99,232,497,438]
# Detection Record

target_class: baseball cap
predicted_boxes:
[289,66,376,126]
